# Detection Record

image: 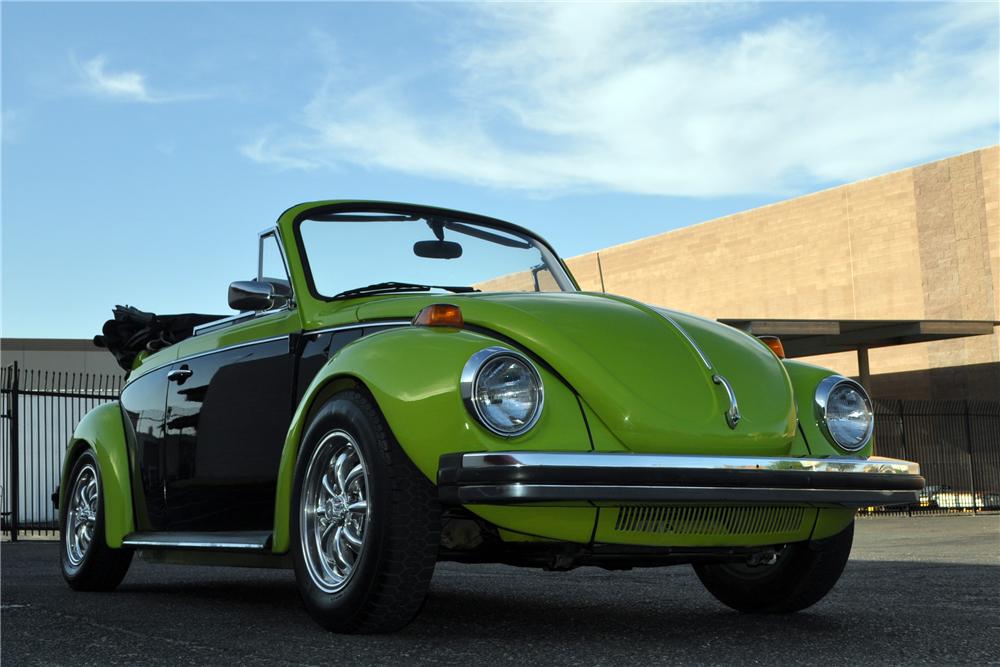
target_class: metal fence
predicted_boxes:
[1,363,122,540]
[869,399,1000,514]
[1,363,998,541]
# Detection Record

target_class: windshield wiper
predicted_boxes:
[331,281,480,300]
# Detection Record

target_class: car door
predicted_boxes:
[163,331,297,531]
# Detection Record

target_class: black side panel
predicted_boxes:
[164,338,295,531]
[120,366,171,531]
[294,325,408,402]
[295,329,364,400]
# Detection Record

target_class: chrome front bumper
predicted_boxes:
[437,452,924,507]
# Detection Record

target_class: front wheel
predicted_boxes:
[693,521,854,613]
[291,388,441,633]
[60,450,133,591]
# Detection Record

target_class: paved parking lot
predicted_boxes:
[3,515,998,665]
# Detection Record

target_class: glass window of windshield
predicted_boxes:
[297,212,576,298]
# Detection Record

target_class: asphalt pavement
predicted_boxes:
[3,515,998,666]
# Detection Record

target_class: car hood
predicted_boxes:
[355,292,797,455]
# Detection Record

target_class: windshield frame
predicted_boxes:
[290,201,579,302]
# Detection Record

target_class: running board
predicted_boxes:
[121,531,272,552]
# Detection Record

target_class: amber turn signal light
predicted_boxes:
[759,336,785,358]
[413,304,464,328]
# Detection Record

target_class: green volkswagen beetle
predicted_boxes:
[59,200,923,633]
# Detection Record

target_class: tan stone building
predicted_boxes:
[563,146,999,400]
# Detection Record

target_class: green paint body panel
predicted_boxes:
[346,292,798,455]
[783,359,874,459]
[271,325,593,552]
[580,399,628,452]
[87,199,876,556]
[59,402,134,548]
[475,506,597,544]
[811,508,857,539]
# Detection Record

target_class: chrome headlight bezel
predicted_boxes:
[814,375,874,452]
[460,346,544,437]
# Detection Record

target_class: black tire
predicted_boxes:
[291,388,441,633]
[693,521,854,613]
[60,449,133,591]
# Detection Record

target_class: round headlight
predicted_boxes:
[815,376,874,451]
[461,347,544,436]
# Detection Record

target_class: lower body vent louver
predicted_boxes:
[613,505,807,536]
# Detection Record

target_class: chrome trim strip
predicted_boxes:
[123,334,291,391]
[653,309,714,370]
[443,452,922,507]
[450,484,920,507]
[458,452,920,476]
[193,311,258,336]
[814,375,874,452]
[171,335,291,366]
[193,303,295,337]
[123,538,268,550]
[121,531,272,551]
[193,304,293,336]
[127,321,410,391]
[600,295,715,371]
[305,320,410,337]
[712,374,741,429]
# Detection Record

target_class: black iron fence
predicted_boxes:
[1,363,998,541]
[869,399,1000,514]
[1,363,122,540]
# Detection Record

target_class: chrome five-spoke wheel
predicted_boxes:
[300,430,371,593]
[65,462,99,567]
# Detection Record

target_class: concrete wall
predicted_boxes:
[564,146,1000,400]
[1,339,124,379]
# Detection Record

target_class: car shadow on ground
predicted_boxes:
[112,558,997,642]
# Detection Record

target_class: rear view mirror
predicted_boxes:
[414,240,463,260]
[228,280,290,312]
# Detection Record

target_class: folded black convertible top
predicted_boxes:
[94,306,225,371]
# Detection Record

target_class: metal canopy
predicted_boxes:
[718,318,999,357]
[717,318,999,390]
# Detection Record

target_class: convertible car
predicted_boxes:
[60,200,923,633]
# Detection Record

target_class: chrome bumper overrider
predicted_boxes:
[437,452,924,507]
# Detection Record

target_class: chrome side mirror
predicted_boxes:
[228,280,276,312]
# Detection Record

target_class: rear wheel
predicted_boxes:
[60,450,133,591]
[693,521,854,613]
[291,388,440,633]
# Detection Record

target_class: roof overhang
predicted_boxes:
[717,319,999,358]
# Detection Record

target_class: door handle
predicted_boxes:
[167,368,193,383]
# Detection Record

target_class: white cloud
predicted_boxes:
[241,135,322,171]
[75,55,208,104]
[245,3,999,197]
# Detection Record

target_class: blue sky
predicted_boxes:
[2,1,997,339]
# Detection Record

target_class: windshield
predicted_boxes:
[297,209,576,299]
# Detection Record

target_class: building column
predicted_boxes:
[857,346,872,392]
